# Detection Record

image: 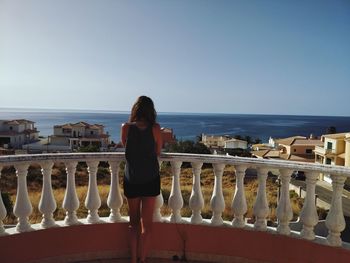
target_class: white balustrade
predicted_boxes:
[300,171,319,240]
[13,162,33,232]
[85,160,102,223]
[168,161,183,223]
[189,162,204,224]
[0,152,350,249]
[276,169,293,235]
[107,160,123,222]
[253,167,269,231]
[232,165,247,228]
[153,161,164,222]
[63,161,81,225]
[326,174,347,246]
[38,161,58,228]
[0,165,8,236]
[210,163,225,226]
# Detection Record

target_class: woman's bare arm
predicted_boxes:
[153,123,162,156]
[121,123,129,147]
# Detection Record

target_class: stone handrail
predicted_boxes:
[0,152,350,248]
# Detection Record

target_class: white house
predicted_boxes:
[224,138,248,150]
[0,119,39,149]
[49,122,110,151]
[201,134,232,148]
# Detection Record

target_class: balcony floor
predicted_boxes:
[77,258,230,263]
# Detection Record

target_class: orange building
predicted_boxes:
[160,127,176,148]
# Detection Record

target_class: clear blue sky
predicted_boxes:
[0,0,349,116]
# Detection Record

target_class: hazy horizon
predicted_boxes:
[1,106,350,118]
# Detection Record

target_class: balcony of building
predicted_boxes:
[314,146,338,157]
[1,153,350,263]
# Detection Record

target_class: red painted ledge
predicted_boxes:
[1,222,350,263]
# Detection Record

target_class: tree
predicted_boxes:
[244,135,252,145]
[326,126,337,134]
[253,138,262,144]
[165,140,210,154]
[234,135,243,140]
[195,134,203,143]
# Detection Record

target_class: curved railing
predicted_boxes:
[1,152,350,249]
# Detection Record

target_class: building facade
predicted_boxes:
[0,119,39,149]
[160,127,176,148]
[224,138,248,150]
[252,136,322,163]
[314,133,350,184]
[314,133,348,166]
[201,134,233,148]
[49,122,110,151]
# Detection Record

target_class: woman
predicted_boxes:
[121,96,162,263]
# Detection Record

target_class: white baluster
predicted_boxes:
[276,169,293,235]
[253,167,269,231]
[325,174,346,246]
[189,162,204,224]
[63,161,80,225]
[0,165,9,236]
[107,160,123,222]
[210,163,225,226]
[300,171,318,240]
[85,160,102,223]
[153,160,164,222]
[232,165,247,228]
[168,161,183,223]
[13,162,33,232]
[38,161,58,228]
[154,190,164,222]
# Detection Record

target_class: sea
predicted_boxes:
[1,108,350,143]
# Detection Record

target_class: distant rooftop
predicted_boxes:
[55,122,105,129]
[0,119,35,124]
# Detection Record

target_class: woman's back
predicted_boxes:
[125,123,159,184]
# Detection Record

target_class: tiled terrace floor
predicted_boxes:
[77,258,212,263]
[75,257,264,263]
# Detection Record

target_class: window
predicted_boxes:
[293,149,296,152]
[90,131,93,135]
[9,126,13,130]
[306,149,312,154]
[327,142,332,150]
[326,158,332,165]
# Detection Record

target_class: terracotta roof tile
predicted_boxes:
[275,136,306,146]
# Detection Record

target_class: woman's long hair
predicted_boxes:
[129,96,157,125]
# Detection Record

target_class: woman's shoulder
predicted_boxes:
[121,122,135,133]
[152,122,161,130]
[122,122,136,127]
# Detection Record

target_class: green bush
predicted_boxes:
[78,145,100,152]
[164,140,211,154]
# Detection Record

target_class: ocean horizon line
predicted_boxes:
[0,107,348,118]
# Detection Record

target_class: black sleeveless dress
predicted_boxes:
[123,124,160,198]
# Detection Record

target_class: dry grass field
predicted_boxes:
[0,162,307,225]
